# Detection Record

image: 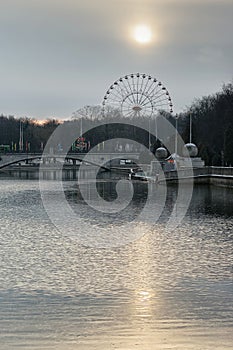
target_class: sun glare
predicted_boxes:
[133,25,152,44]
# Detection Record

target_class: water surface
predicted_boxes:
[0,175,232,349]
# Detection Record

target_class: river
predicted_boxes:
[0,173,232,349]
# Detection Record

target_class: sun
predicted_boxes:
[133,25,152,44]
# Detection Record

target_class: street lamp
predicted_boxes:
[189,113,192,143]
[175,114,178,155]
[148,118,151,150]
[19,119,24,152]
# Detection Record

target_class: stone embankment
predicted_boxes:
[163,167,233,187]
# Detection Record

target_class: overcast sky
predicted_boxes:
[0,0,232,119]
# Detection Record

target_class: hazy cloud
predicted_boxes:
[197,47,225,64]
[0,0,232,118]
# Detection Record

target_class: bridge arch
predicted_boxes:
[0,155,111,172]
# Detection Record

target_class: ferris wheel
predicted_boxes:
[102,73,173,118]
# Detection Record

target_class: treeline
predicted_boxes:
[0,111,169,154]
[0,81,233,165]
[180,82,233,166]
[0,117,60,152]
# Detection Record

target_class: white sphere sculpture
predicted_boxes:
[155,147,168,159]
[183,143,198,157]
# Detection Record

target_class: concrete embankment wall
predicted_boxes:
[197,167,233,188]
[164,167,233,188]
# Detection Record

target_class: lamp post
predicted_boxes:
[155,114,158,142]
[148,118,151,150]
[19,119,24,152]
[189,113,192,143]
[175,114,178,155]
[80,116,83,137]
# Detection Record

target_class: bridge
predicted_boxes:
[0,152,140,171]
